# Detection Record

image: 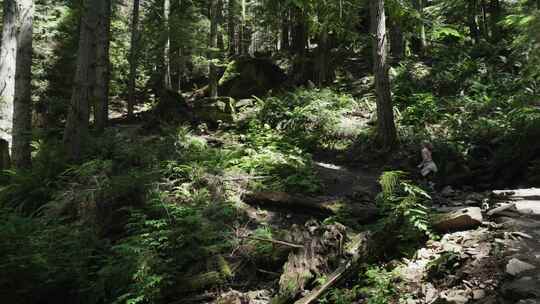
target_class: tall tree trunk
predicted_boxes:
[240,0,247,55]
[94,0,111,133]
[163,0,172,90]
[371,0,397,150]
[411,0,426,56]
[389,19,404,61]
[280,8,290,51]
[480,0,489,39]
[63,0,98,161]
[127,0,140,118]
[316,30,329,86]
[12,0,33,169]
[0,0,16,168]
[468,0,481,44]
[209,0,219,98]
[291,7,307,56]
[227,0,236,56]
[489,0,501,41]
[217,0,225,51]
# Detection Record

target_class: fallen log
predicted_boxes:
[271,220,372,304]
[294,232,372,304]
[242,191,378,223]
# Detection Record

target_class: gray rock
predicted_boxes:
[433,207,483,232]
[439,289,471,304]
[502,276,540,300]
[517,300,540,304]
[506,258,536,276]
[441,186,456,197]
[472,289,486,300]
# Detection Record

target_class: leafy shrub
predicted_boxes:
[360,266,399,304]
[255,88,361,149]
[376,171,436,255]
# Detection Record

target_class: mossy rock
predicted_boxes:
[192,97,236,124]
[219,57,286,98]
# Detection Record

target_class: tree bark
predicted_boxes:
[217,0,224,51]
[12,0,33,169]
[316,30,329,86]
[371,0,398,150]
[94,0,111,133]
[280,8,290,51]
[227,0,236,56]
[209,0,219,98]
[389,18,404,61]
[489,0,501,42]
[411,0,426,56]
[0,0,17,168]
[468,0,481,44]
[127,0,140,118]
[63,0,98,161]
[163,0,172,90]
[239,0,247,55]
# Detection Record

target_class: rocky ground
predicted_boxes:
[398,188,540,304]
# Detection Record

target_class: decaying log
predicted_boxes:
[243,191,378,222]
[272,220,372,303]
[294,232,371,304]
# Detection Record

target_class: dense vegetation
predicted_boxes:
[1,0,540,303]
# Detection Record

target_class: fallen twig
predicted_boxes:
[245,236,304,249]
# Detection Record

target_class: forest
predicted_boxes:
[1,0,540,303]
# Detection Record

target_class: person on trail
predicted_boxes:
[418,141,438,184]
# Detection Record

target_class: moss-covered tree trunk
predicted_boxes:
[371,0,398,150]
[12,0,33,169]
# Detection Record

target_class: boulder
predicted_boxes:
[219,57,286,99]
[433,207,483,232]
[192,97,236,124]
[506,258,536,276]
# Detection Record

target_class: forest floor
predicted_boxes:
[106,104,540,304]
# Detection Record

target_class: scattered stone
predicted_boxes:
[439,289,471,304]
[433,207,483,232]
[473,289,486,300]
[422,283,438,303]
[442,186,456,197]
[506,258,536,276]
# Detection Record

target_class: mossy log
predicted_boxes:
[243,191,378,223]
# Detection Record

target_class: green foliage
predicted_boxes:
[256,88,361,150]
[377,171,436,246]
[319,286,362,304]
[360,266,399,304]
